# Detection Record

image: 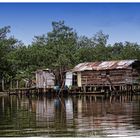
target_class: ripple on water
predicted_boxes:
[0,95,140,137]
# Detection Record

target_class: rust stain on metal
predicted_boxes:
[73,60,137,72]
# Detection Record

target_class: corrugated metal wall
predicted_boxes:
[36,70,55,88]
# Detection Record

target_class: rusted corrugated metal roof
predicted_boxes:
[73,60,137,72]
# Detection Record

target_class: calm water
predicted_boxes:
[0,94,140,137]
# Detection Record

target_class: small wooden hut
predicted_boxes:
[36,69,55,89]
[72,60,140,92]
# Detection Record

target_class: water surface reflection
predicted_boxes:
[0,94,140,137]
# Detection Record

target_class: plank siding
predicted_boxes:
[80,68,140,86]
[36,70,55,89]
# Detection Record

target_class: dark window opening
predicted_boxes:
[73,74,77,86]
[106,71,110,76]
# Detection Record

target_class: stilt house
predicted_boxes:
[71,60,140,92]
[36,69,55,89]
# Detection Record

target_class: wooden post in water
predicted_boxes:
[110,95,112,103]
[2,78,4,91]
[16,80,19,89]
[119,86,122,92]
[10,80,13,90]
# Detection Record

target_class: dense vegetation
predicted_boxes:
[1,21,140,90]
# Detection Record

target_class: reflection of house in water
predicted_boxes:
[72,96,140,136]
[33,96,140,136]
[77,99,82,114]
[0,95,140,136]
[65,98,73,121]
[34,97,74,129]
[36,98,55,127]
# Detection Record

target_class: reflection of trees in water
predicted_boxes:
[0,96,36,136]
[54,97,66,128]
[0,96,19,126]
[0,95,140,136]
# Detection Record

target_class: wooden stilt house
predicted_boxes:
[36,69,55,89]
[72,60,140,92]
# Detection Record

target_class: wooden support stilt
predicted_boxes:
[16,80,19,89]
[2,78,4,91]
[110,95,112,103]
[10,80,13,90]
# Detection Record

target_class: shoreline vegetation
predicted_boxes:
[1,20,140,91]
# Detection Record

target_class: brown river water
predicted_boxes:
[0,94,140,137]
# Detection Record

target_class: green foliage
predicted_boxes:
[0,26,18,79]
[47,21,78,67]
[1,21,140,90]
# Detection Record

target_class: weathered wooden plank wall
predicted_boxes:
[80,68,140,86]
